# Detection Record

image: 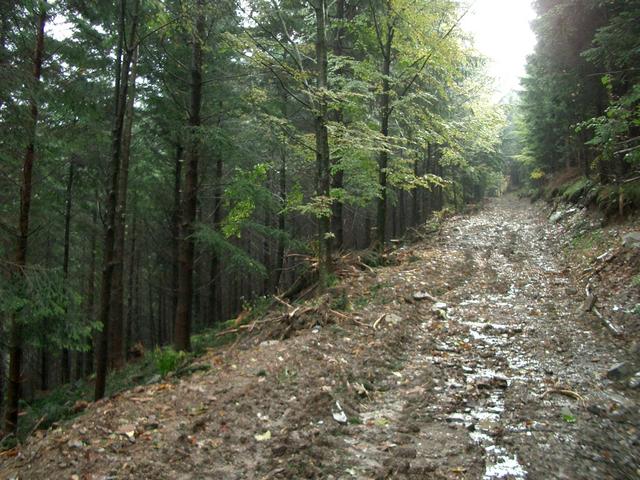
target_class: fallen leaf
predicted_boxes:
[254,431,272,441]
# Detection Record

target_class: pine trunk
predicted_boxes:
[5,7,46,434]
[61,161,75,384]
[208,148,223,324]
[110,46,138,370]
[174,2,205,351]
[95,0,140,401]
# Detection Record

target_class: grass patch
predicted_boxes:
[571,229,604,251]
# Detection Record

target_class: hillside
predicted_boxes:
[1,195,638,479]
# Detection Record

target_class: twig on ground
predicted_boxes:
[329,309,348,319]
[372,313,386,329]
[542,388,585,403]
[273,295,293,309]
[25,414,47,440]
[352,317,374,329]
[593,306,623,337]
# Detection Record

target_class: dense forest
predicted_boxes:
[0,0,638,441]
[0,0,507,435]
[513,0,640,213]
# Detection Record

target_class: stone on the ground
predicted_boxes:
[432,302,448,311]
[622,231,640,248]
[628,372,640,389]
[549,211,564,223]
[606,362,634,381]
[385,313,402,325]
[413,291,436,302]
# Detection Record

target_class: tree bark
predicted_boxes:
[61,161,75,384]
[5,7,46,434]
[273,131,287,291]
[174,1,205,351]
[110,45,138,370]
[125,195,137,358]
[208,146,223,324]
[412,155,420,226]
[84,197,98,377]
[330,0,346,250]
[313,0,332,288]
[171,141,183,335]
[375,24,393,250]
[95,0,140,401]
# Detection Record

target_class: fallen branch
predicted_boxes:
[542,388,585,402]
[329,308,349,319]
[352,317,374,329]
[593,306,623,337]
[25,414,47,440]
[273,295,293,309]
[215,318,274,337]
[372,313,386,330]
[580,249,618,281]
[582,282,596,312]
[357,261,375,273]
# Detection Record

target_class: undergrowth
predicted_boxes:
[1,315,244,451]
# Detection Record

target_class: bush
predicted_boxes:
[153,347,186,377]
[595,182,640,215]
[561,177,593,203]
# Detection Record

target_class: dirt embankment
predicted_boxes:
[1,195,638,479]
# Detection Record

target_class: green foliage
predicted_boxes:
[521,0,640,191]
[196,225,267,278]
[561,177,593,203]
[530,168,545,182]
[0,266,99,351]
[153,347,187,377]
[222,164,270,238]
[595,182,640,214]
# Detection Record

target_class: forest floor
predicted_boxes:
[1,195,639,480]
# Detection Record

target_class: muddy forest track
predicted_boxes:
[1,195,638,480]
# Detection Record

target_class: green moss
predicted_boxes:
[571,230,604,251]
[561,177,592,203]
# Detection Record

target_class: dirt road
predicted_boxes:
[1,196,638,479]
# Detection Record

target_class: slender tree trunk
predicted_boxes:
[375,25,393,250]
[424,143,433,217]
[171,141,183,334]
[110,45,138,370]
[0,0,10,112]
[208,148,223,325]
[399,189,406,235]
[174,2,205,351]
[84,199,98,377]
[5,7,46,434]
[330,0,345,250]
[313,0,332,288]
[95,0,140,401]
[273,134,287,291]
[125,195,137,358]
[61,161,75,384]
[412,156,420,226]
[148,270,156,345]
